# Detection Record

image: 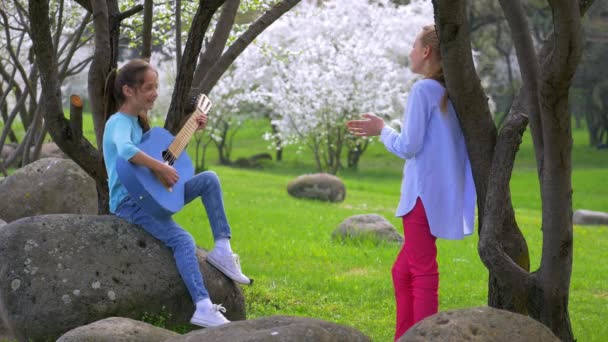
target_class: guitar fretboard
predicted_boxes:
[167,113,200,160]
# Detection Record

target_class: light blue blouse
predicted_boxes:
[102,112,142,213]
[380,79,476,240]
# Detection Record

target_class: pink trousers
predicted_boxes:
[392,197,438,340]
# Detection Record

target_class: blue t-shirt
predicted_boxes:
[102,112,142,213]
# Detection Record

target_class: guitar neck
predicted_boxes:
[167,113,199,159]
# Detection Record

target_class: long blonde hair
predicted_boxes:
[420,25,449,113]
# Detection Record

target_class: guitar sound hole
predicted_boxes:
[162,150,176,166]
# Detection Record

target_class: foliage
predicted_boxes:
[118,0,279,56]
[0,0,93,170]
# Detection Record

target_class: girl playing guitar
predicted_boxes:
[102,58,251,328]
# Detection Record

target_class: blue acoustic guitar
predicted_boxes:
[116,95,212,219]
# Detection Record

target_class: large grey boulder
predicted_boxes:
[56,317,180,342]
[0,214,245,342]
[166,315,371,342]
[287,173,346,203]
[32,142,66,160]
[0,143,17,164]
[0,158,97,222]
[399,306,559,342]
[573,209,608,226]
[333,214,403,244]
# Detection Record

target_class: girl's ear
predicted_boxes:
[122,84,134,98]
[422,45,432,59]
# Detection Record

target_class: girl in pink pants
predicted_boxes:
[347,25,476,341]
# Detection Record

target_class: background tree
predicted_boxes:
[221,0,425,174]
[433,0,594,340]
[0,0,92,173]
[26,0,300,213]
[572,0,608,147]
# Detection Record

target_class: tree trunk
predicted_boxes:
[142,0,153,58]
[165,0,226,134]
[29,0,108,213]
[432,0,530,315]
[175,0,182,70]
[434,0,589,339]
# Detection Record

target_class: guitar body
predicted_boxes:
[116,127,194,219]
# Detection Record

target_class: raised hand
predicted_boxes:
[346,113,385,137]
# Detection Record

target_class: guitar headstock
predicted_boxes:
[194,94,213,115]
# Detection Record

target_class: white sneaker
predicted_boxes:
[207,248,253,285]
[190,303,230,328]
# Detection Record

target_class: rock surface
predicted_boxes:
[287,173,346,203]
[56,317,180,342]
[573,209,608,226]
[399,306,559,342]
[166,315,371,342]
[333,214,403,244]
[0,158,97,222]
[0,214,245,341]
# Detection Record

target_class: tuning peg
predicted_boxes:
[184,95,198,114]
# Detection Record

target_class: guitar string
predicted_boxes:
[163,97,211,165]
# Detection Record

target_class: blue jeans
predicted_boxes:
[115,171,232,303]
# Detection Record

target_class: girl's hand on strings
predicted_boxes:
[154,162,179,187]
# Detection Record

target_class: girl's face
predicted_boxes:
[408,33,428,75]
[124,69,159,112]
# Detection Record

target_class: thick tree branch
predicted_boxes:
[87,0,112,148]
[74,0,92,13]
[498,0,543,179]
[198,0,302,95]
[28,0,100,178]
[175,0,182,70]
[192,0,240,87]
[478,107,531,289]
[117,5,144,22]
[165,0,226,134]
[142,0,153,58]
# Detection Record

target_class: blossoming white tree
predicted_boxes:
[207,0,434,173]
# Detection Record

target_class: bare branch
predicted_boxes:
[0,8,36,101]
[192,0,239,86]
[28,0,100,177]
[165,0,226,133]
[117,4,144,22]
[199,0,302,95]
[498,0,544,180]
[58,11,92,79]
[65,56,94,78]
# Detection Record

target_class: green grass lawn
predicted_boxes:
[2,115,606,341]
[172,119,607,341]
